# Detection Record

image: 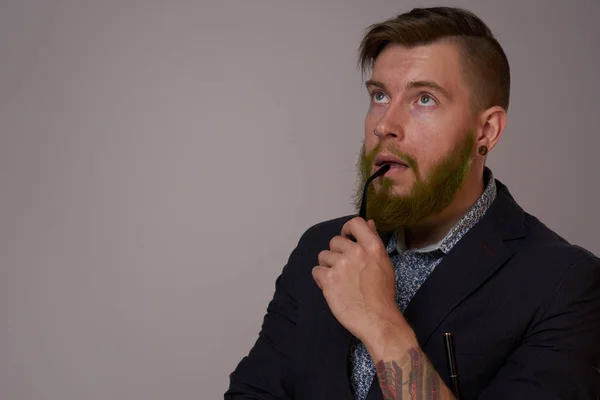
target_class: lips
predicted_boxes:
[374,154,409,168]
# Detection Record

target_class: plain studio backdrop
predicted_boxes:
[1,0,598,399]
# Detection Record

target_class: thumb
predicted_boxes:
[367,219,377,233]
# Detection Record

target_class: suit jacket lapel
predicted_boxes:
[362,223,512,400]
[403,183,525,348]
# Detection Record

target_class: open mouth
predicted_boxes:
[372,153,410,178]
[374,156,409,172]
[376,160,408,168]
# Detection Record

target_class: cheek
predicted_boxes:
[409,107,444,133]
[410,104,473,139]
[407,107,464,150]
[403,117,446,175]
[363,135,378,155]
[364,106,383,148]
[365,104,386,130]
[405,118,437,155]
[370,104,387,118]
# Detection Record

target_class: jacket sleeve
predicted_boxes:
[479,255,600,399]
[224,227,315,400]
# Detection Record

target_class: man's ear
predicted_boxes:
[476,106,507,153]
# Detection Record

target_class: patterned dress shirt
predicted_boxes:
[349,169,497,399]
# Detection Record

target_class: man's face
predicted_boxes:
[356,41,478,230]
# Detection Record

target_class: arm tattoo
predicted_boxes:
[375,359,404,400]
[375,347,451,400]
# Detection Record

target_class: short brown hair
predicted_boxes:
[359,7,511,111]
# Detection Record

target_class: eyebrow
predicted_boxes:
[365,79,452,99]
[365,79,388,91]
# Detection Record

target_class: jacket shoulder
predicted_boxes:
[521,211,598,262]
[298,215,355,244]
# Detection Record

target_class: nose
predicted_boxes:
[374,104,405,141]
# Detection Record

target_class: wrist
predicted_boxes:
[362,311,419,362]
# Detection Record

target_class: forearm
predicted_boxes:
[363,314,455,400]
[375,346,455,400]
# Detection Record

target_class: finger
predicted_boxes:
[367,219,377,233]
[317,250,342,267]
[340,217,365,238]
[311,265,329,290]
[329,235,354,254]
[341,217,379,245]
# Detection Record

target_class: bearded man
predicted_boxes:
[225,6,600,400]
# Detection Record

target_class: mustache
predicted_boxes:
[367,144,415,162]
[361,143,419,177]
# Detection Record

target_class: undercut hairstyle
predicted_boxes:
[359,7,511,111]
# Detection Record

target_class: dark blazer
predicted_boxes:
[225,180,600,399]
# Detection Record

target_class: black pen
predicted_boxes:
[444,332,460,399]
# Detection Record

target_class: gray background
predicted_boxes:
[1,0,598,399]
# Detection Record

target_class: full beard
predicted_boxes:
[353,132,475,233]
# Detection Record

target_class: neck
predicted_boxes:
[404,168,485,250]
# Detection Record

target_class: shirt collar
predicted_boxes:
[385,168,497,255]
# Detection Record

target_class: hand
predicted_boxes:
[312,217,410,348]
[313,218,446,398]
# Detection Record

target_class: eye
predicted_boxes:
[372,91,389,104]
[417,94,436,107]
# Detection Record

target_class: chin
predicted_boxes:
[389,187,414,197]
[374,181,414,197]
